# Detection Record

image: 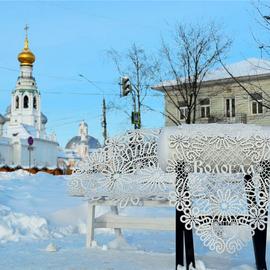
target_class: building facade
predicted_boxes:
[153,58,270,126]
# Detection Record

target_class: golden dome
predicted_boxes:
[18,33,35,66]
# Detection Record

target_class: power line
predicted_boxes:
[47,119,86,129]
[49,114,102,123]
[47,113,102,127]
[0,64,160,89]
[45,91,162,97]
[0,65,117,85]
[0,88,163,97]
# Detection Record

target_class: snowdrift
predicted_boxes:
[0,170,86,243]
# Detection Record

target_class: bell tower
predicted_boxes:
[78,121,89,158]
[10,25,42,134]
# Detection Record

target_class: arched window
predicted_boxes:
[33,96,37,109]
[15,96,19,109]
[23,95,29,109]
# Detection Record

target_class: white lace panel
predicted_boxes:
[165,125,270,254]
[70,125,270,254]
[69,129,175,208]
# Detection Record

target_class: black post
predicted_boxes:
[175,162,195,270]
[252,227,268,270]
[245,172,268,270]
[176,209,184,269]
[184,228,195,270]
[253,160,269,270]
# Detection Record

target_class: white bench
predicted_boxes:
[86,199,174,248]
[69,129,175,247]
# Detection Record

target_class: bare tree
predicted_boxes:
[218,60,270,110]
[253,1,270,59]
[155,23,231,124]
[108,43,158,129]
[219,1,270,110]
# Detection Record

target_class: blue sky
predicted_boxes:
[0,1,268,147]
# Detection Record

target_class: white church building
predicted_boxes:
[58,121,101,169]
[0,28,59,168]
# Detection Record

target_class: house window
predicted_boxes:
[250,93,263,115]
[225,98,235,118]
[178,101,188,120]
[200,98,210,118]
[23,95,29,109]
[33,96,37,109]
[15,96,19,109]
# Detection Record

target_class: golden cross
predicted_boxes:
[24,24,29,37]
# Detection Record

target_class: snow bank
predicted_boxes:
[0,169,29,180]
[0,170,125,245]
[107,236,136,250]
[230,266,255,270]
[177,260,211,270]
[177,261,256,270]
[0,171,87,243]
[0,204,49,243]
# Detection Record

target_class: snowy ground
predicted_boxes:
[0,170,268,270]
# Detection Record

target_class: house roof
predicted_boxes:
[152,58,270,89]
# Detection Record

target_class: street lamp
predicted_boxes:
[78,74,107,144]
[78,74,104,93]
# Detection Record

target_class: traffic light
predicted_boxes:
[121,76,132,96]
[131,111,140,125]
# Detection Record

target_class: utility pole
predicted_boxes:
[102,97,108,145]
[120,76,140,129]
[132,92,138,129]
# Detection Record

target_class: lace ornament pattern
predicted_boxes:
[166,125,270,253]
[69,129,174,207]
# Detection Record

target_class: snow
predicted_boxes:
[0,204,49,243]
[107,235,136,250]
[0,170,84,242]
[0,170,267,269]
[45,242,58,252]
[204,58,270,81]
[153,58,270,88]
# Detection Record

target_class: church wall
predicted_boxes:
[20,139,59,168]
[12,141,21,165]
[0,138,13,165]
[0,137,59,168]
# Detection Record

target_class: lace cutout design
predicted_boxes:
[70,124,270,254]
[166,125,270,253]
[69,129,174,207]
